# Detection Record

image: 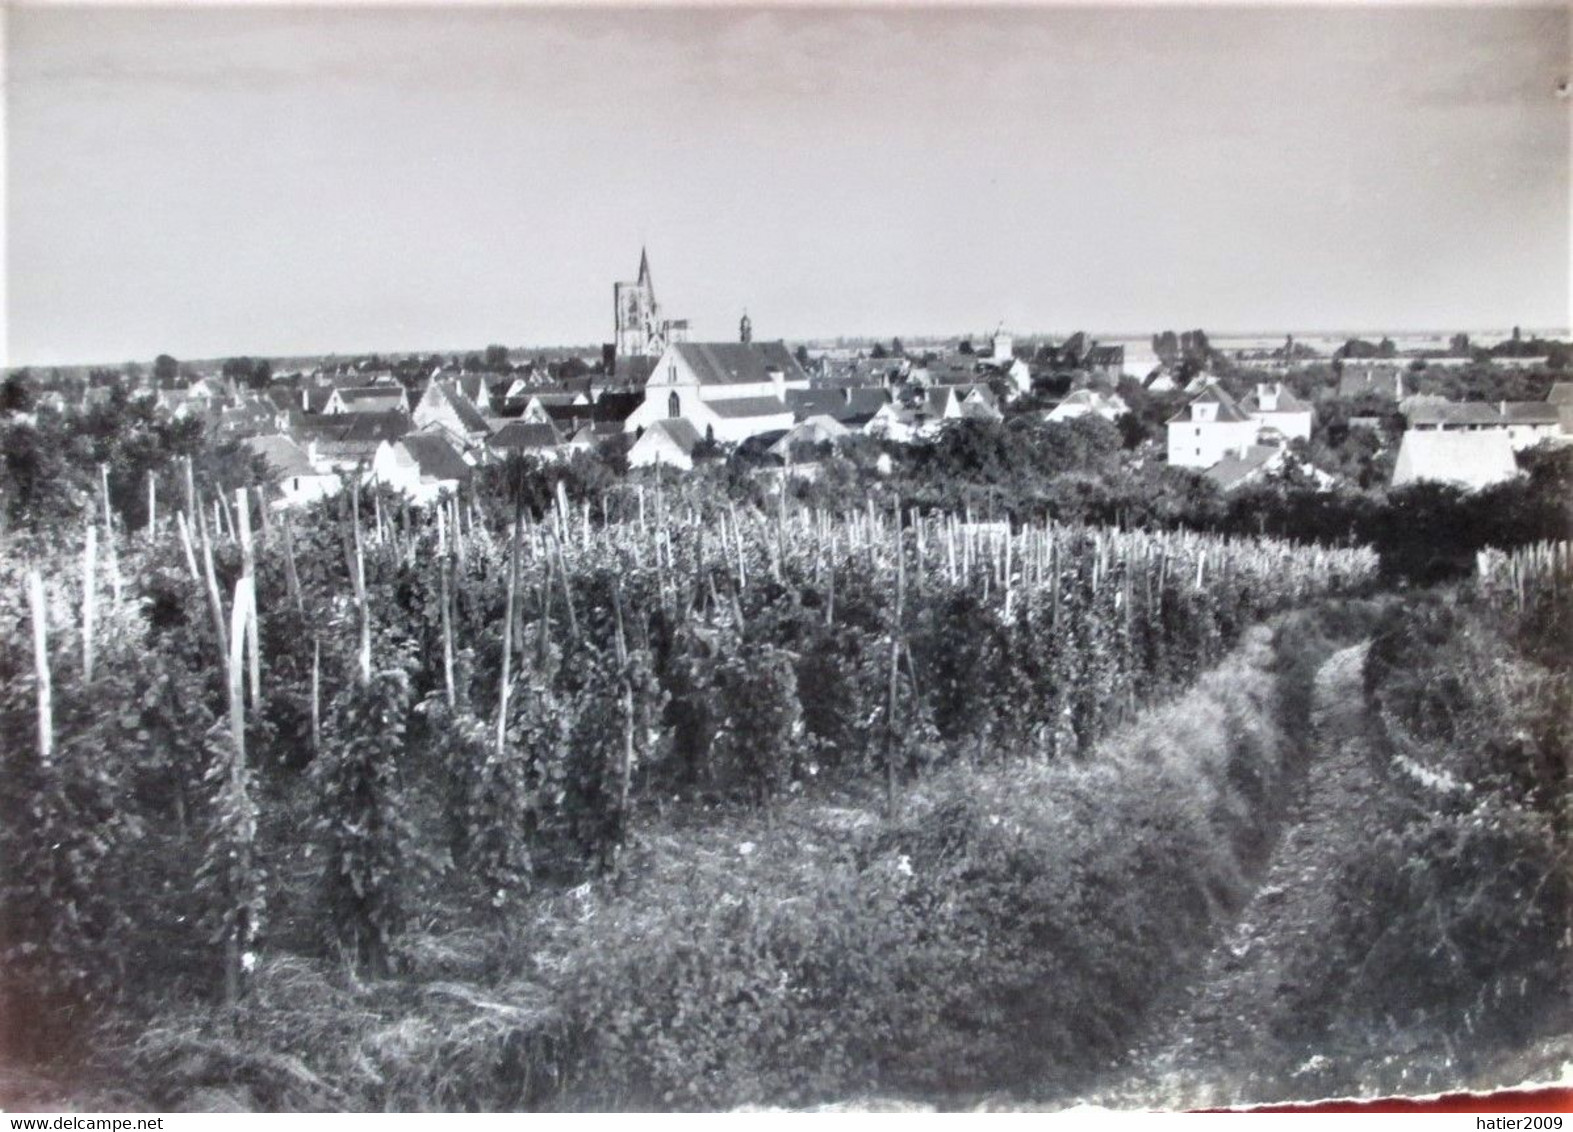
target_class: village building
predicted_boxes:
[324,385,409,416]
[1391,429,1519,491]
[1337,363,1406,401]
[1166,385,1260,469]
[786,386,891,428]
[1242,382,1313,442]
[628,417,703,471]
[412,379,492,452]
[369,434,472,504]
[1082,343,1125,380]
[1497,402,1566,451]
[243,435,341,509]
[624,337,804,445]
[487,420,565,461]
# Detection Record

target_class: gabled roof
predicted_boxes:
[489,421,563,450]
[1406,401,1503,427]
[674,342,807,386]
[1500,402,1563,424]
[614,356,660,386]
[243,435,318,481]
[337,385,406,405]
[1246,383,1310,413]
[399,434,472,482]
[1205,444,1283,491]
[454,374,489,406]
[1084,344,1125,366]
[1168,385,1253,424]
[1546,382,1573,405]
[424,380,491,435]
[641,417,701,453]
[705,395,793,419]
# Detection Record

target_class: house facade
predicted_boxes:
[1166,386,1261,469]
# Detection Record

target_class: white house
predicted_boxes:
[369,434,472,505]
[1166,385,1260,469]
[1392,429,1519,491]
[625,341,804,445]
[628,417,702,471]
[1243,382,1313,443]
[243,435,341,509]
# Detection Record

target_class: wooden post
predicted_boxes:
[236,489,260,707]
[176,512,201,581]
[81,526,98,682]
[496,514,522,755]
[310,636,321,754]
[350,481,370,685]
[223,574,252,1009]
[440,552,455,709]
[280,516,303,615]
[28,571,52,763]
[146,472,157,544]
[199,509,230,663]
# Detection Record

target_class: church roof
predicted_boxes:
[675,342,806,387]
[706,395,793,419]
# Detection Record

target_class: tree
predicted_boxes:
[958,340,975,356]
[153,355,179,385]
[484,344,511,372]
[892,337,905,357]
[2,370,35,414]
[794,344,811,369]
[870,342,889,360]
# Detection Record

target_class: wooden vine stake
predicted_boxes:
[223,573,254,1008]
[438,507,455,709]
[236,488,261,707]
[350,481,371,685]
[28,571,53,764]
[496,511,522,755]
[81,526,98,682]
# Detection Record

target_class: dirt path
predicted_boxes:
[1074,641,1388,1110]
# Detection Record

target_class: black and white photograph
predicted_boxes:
[1,0,1570,1113]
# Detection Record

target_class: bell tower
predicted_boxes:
[739,309,753,345]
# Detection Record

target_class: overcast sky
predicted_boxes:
[6,3,1570,365]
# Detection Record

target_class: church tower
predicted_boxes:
[614,247,663,358]
[739,310,753,345]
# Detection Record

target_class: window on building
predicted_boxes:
[668,391,680,418]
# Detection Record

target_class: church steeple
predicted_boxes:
[739,309,753,344]
[637,247,653,289]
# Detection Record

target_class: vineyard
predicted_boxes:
[0,469,1378,1063]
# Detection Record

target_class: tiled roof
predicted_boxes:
[1205,444,1282,491]
[489,421,563,450]
[1084,345,1125,366]
[243,435,317,480]
[1168,385,1253,424]
[1406,401,1503,427]
[338,386,406,405]
[430,381,491,434]
[643,417,701,452]
[675,341,806,387]
[1545,382,1573,405]
[705,396,793,419]
[1500,402,1562,424]
[399,434,472,482]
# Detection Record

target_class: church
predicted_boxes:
[624,310,809,446]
